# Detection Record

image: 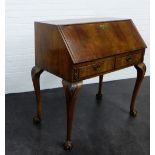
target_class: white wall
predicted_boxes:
[5,0,150,94]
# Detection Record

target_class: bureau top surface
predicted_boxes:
[36,18,147,64]
[40,17,127,25]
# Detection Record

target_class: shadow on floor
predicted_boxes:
[6,77,150,155]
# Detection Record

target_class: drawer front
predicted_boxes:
[115,50,144,69]
[73,57,115,81]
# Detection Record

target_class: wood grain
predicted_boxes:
[60,20,146,63]
[32,18,147,150]
[130,62,146,117]
[35,22,73,82]
[31,66,44,123]
[62,80,82,150]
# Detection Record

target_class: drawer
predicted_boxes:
[73,57,115,80]
[115,50,144,69]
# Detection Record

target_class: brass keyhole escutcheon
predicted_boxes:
[126,56,132,62]
[93,64,101,72]
[99,24,105,30]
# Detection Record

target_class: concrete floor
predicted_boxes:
[6,77,150,155]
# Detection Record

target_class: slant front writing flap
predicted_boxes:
[59,20,146,64]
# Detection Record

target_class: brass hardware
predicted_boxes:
[93,64,101,72]
[126,56,132,62]
[73,68,79,80]
[99,24,105,30]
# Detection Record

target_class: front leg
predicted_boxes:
[31,66,44,124]
[62,80,82,150]
[130,63,146,117]
[96,75,103,100]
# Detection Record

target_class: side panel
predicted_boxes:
[35,22,73,81]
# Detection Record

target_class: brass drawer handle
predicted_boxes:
[126,56,133,62]
[93,64,101,72]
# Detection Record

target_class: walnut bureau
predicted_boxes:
[31,18,147,150]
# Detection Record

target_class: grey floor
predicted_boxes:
[6,77,150,155]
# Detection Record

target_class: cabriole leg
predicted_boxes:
[96,75,103,100]
[62,80,82,150]
[130,63,146,117]
[31,66,44,124]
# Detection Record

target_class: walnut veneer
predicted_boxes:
[31,17,147,150]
